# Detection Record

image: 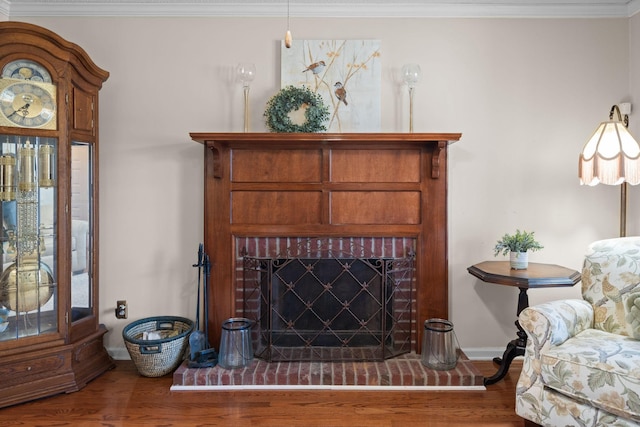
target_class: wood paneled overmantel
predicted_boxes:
[191,132,461,350]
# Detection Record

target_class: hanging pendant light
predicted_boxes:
[285,0,292,48]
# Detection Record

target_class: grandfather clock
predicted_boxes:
[0,21,114,407]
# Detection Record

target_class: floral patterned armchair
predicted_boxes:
[516,237,640,426]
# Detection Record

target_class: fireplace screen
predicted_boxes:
[241,238,415,362]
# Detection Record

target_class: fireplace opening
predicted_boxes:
[264,257,393,347]
[240,237,415,362]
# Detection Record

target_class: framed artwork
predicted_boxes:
[281,39,381,132]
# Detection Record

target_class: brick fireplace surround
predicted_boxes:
[174,133,481,388]
[238,235,416,362]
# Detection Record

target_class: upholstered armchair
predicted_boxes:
[516,237,640,426]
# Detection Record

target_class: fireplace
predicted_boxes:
[191,132,461,357]
[239,237,415,362]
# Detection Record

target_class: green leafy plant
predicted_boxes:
[264,85,329,133]
[493,230,543,256]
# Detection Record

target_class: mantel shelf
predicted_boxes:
[190,132,462,179]
[190,132,462,144]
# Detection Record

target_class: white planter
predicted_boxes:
[510,251,529,270]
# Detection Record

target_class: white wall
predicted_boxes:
[630,14,640,241]
[17,15,631,359]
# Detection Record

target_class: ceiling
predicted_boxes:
[1,0,639,18]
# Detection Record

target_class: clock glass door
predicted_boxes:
[70,141,93,321]
[0,135,57,340]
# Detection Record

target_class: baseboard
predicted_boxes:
[107,346,506,362]
[107,346,131,361]
[462,347,506,361]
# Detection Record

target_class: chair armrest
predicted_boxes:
[519,299,593,348]
[516,300,593,421]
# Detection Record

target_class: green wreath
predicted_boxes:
[264,85,329,133]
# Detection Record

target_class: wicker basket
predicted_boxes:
[123,316,194,377]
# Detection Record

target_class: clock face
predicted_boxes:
[0,80,56,129]
[1,60,52,83]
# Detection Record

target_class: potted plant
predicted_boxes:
[494,229,543,270]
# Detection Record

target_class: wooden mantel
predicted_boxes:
[192,132,460,180]
[191,132,461,350]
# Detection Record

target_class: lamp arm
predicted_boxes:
[609,104,629,127]
[608,104,631,237]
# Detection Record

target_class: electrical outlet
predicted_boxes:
[115,300,127,319]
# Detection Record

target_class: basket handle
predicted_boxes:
[139,344,162,354]
[156,320,175,331]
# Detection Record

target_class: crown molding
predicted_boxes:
[3,1,640,18]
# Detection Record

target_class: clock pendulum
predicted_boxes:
[0,138,54,325]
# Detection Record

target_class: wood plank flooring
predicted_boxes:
[0,360,525,426]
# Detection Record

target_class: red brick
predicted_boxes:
[287,362,301,385]
[275,362,289,385]
[298,362,311,385]
[343,361,356,385]
[331,362,344,386]
[263,362,277,384]
[354,362,368,386]
[386,359,401,386]
[251,360,267,385]
[397,359,414,386]
[309,362,322,385]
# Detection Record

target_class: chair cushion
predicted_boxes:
[541,328,640,420]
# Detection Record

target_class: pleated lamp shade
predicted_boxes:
[579,119,640,186]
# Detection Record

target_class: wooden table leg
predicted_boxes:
[484,287,528,386]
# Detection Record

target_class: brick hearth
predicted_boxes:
[172,352,484,389]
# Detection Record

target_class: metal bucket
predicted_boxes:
[218,317,254,369]
[421,318,459,370]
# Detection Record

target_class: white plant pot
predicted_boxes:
[510,251,528,270]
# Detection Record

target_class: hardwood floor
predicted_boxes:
[0,360,526,426]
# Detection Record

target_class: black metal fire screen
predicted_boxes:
[241,237,415,362]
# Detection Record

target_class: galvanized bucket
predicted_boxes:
[218,317,254,369]
[421,318,459,370]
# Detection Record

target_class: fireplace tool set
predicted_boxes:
[187,244,255,369]
[187,244,218,368]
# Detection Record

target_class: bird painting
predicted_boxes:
[281,39,381,131]
[303,61,326,74]
[334,82,348,106]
